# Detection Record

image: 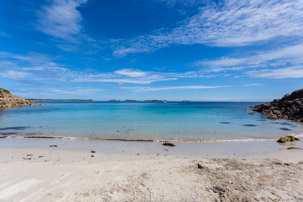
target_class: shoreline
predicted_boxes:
[1,129,303,143]
[1,135,303,156]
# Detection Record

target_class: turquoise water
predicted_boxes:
[0,101,302,141]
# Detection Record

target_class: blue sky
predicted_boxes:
[1,0,303,101]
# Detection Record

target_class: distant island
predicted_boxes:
[29,99,94,102]
[108,100,168,103]
[144,100,167,103]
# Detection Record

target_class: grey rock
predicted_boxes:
[253,88,303,122]
[268,115,278,120]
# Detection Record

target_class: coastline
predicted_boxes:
[0,145,302,201]
[1,135,303,156]
[1,100,303,201]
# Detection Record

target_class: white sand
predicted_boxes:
[0,147,303,202]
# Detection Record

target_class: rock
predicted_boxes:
[249,112,254,115]
[273,110,282,115]
[277,136,299,143]
[253,88,303,122]
[279,127,292,131]
[198,163,209,171]
[0,88,41,108]
[268,115,278,120]
[282,93,290,99]
[162,142,176,147]
[49,145,58,147]
[212,186,226,194]
[243,124,257,127]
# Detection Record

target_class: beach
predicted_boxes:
[1,100,303,201]
[2,0,303,201]
[0,139,303,202]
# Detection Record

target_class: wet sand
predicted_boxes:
[1,137,302,156]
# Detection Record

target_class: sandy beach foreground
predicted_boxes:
[0,144,303,202]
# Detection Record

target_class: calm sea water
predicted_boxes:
[0,101,302,141]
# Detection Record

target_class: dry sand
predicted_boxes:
[0,147,303,202]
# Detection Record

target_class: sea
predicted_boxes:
[0,101,302,142]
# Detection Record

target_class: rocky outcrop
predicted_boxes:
[252,89,303,122]
[0,88,41,108]
[277,136,299,143]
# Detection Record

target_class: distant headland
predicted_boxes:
[29,99,94,102]
[0,88,41,108]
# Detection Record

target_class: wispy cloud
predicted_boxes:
[0,71,32,79]
[72,76,178,84]
[195,44,303,72]
[113,0,303,56]
[114,69,147,77]
[242,83,262,87]
[37,0,87,42]
[52,88,103,95]
[191,43,303,79]
[247,66,303,79]
[125,85,229,92]
[0,52,205,84]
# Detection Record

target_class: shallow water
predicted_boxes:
[0,101,302,141]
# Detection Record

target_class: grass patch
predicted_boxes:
[287,147,301,150]
[0,88,10,94]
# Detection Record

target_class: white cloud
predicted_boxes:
[125,85,229,92]
[37,0,87,41]
[114,69,147,77]
[242,83,262,87]
[247,66,303,79]
[0,71,32,79]
[189,43,303,80]
[195,44,303,72]
[113,0,303,56]
[52,88,103,95]
[0,51,186,84]
[73,75,178,84]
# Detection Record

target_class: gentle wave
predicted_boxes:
[1,134,281,143]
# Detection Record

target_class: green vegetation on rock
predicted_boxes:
[0,88,10,94]
[287,147,301,150]
[277,136,299,143]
